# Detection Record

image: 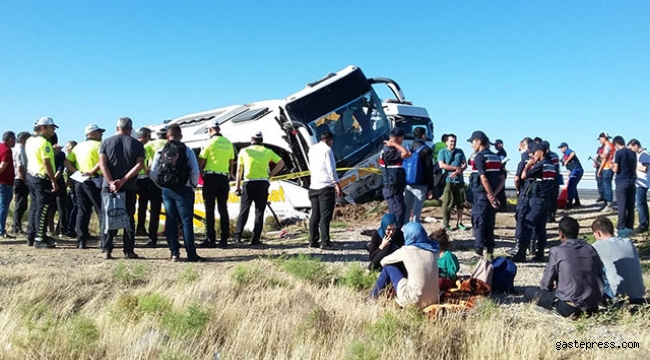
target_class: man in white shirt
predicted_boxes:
[308,131,341,249]
[11,131,30,235]
[627,139,650,234]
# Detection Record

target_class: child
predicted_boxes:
[430,228,459,291]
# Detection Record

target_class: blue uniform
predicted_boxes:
[547,151,562,219]
[517,156,556,257]
[380,146,406,229]
[469,149,502,253]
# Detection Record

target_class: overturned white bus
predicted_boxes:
[151,65,393,229]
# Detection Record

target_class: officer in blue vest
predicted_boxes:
[511,142,556,263]
[467,130,504,259]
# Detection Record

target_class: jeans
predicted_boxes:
[596,173,603,198]
[523,288,596,318]
[202,174,230,243]
[101,188,136,254]
[12,178,28,232]
[371,264,405,298]
[637,186,649,231]
[309,187,336,246]
[383,186,406,230]
[567,168,583,204]
[66,189,77,234]
[162,186,198,258]
[601,169,613,203]
[616,182,636,231]
[404,184,427,224]
[0,183,13,235]
[234,181,269,242]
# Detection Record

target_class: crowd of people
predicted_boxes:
[0,116,286,262]
[0,118,649,315]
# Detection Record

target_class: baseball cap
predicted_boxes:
[390,127,405,137]
[117,117,133,129]
[598,132,611,139]
[253,131,263,138]
[207,119,220,129]
[35,116,58,128]
[84,124,106,135]
[467,130,489,143]
[558,142,568,148]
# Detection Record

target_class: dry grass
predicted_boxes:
[0,256,649,360]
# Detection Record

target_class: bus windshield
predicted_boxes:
[308,91,390,166]
[394,116,433,142]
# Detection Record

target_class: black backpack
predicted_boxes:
[156,140,189,189]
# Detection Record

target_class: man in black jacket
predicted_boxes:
[404,127,434,224]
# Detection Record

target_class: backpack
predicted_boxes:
[156,140,189,189]
[491,257,517,293]
[404,144,427,185]
[470,257,493,289]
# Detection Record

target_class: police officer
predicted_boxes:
[233,131,285,246]
[543,140,562,222]
[467,130,504,259]
[380,127,410,230]
[508,140,535,257]
[511,142,556,263]
[134,127,162,247]
[25,117,59,248]
[197,120,235,248]
[64,124,105,249]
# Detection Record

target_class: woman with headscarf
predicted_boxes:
[370,222,440,308]
[367,214,405,270]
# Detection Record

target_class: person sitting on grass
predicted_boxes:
[430,228,459,291]
[590,216,646,304]
[370,222,440,308]
[524,216,604,318]
[367,214,405,271]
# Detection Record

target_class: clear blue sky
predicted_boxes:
[1,1,649,171]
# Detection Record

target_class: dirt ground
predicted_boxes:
[1,199,645,291]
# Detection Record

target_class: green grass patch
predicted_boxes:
[330,221,349,228]
[177,265,200,284]
[277,254,334,287]
[338,264,377,291]
[112,261,148,286]
[642,262,650,275]
[345,339,380,360]
[66,315,100,351]
[584,233,597,244]
[472,299,499,321]
[424,199,442,207]
[161,303,211,338]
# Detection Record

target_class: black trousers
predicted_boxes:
[309,187,335,246]
[136,177,162,241]
[12,178,29,232]
[234,181,269,242]
[26,174,55,241]
[202,174,231,242]
[616,182,636,230]
[524,288,597,317]
[75,178,103,240]
[101,188,137,254]
[46,178,67,234]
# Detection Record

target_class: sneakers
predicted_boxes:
[443,225,454,231]
[1,232,15,239]
[250,240,265,247]
[77,241,87,249]
[456,223,467,231]
[145,239,157,248]
[123,252,141,259]
[103,251,113,260]
[634,227,648,235]
[170,255,180,262]
[135,229,148,237]
[320,243,337,250]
